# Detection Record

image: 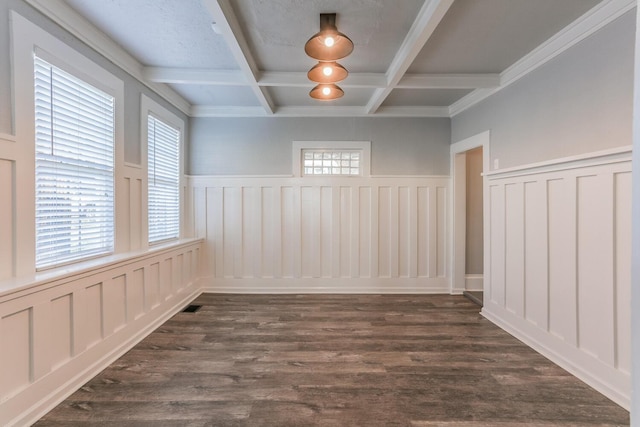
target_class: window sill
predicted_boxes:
[0,238,203,300]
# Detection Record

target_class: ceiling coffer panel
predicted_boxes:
[60,0,610,116]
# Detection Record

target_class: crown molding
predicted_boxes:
[449,0,637,117]
[24,0,191,116]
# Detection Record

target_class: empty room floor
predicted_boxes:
[35,294,629,426]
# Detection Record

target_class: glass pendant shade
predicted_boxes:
[304,13,354,61]
[307,61,348,84]
[309,84,344,101]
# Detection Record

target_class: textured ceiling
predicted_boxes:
[61,0,610,117]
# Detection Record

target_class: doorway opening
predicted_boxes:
[450,131,490,308]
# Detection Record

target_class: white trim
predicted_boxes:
[0,240,203,427]
[485,146,633,179]
[190,105,451,118]
[11,11,126,274]
[123,161,142,170]
[200,0,274,114]
[397,73,500,89]
[23,0,191,116]
[0,238,202,299]
[0,133,16,143]
[145,69,499,90]
[465,274,483,291]
[186,174,448,180]
[15,286,203,427]
[630,3,640,423]
[450,0,636,116]
[19,0,635,119]
[0,133,17,161]
[366,0,455,114]
[190,106,269,117]
[482,304,630,410]
[449,131,490,294]
[372,106,451,117]
[292,141,371,178]
[202,277,451,294]
[144,67,248,86]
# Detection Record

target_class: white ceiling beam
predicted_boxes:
[145,67,495,90]
[201,0,275,114]
[190,106,269,117]
[365,0,455,114]
[259,72,387,88]
[144,67,246,85]
[191,105,450,118]
[397,74,500,89]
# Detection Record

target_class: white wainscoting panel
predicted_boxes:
[482,147,632,409]
[188,176,450,293]
[0,239,203,427]
[0,134,16,281]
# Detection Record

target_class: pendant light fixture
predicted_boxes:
[309,83,344,101]
[305,13,353,101]
[305,13,354,61]
[307,61,348,84]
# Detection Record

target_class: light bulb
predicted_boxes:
[322,87,331,96]
[324,36,335,47]
[322,66,333,76]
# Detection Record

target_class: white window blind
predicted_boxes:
[147,115,180,243]
[34,55,115,269]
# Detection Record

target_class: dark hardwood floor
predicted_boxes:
[35,294,629,426]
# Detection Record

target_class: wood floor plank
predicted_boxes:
[35,294,629,426]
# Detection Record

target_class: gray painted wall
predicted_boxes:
[189,117,451,176]
[452,10,635,169]
[0,0,189,165]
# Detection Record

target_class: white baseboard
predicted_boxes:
[11,283,204,427]
[464,274,483,291]
[481,302,630,410]
[202,277,452,294]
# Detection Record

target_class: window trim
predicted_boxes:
[12,11,125,274]
[34,55,116,270]
[292,141,371,177]
[140,94,184,246]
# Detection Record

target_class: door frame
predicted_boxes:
[450,130,490,295]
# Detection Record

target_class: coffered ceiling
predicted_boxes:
[29,0,630,117]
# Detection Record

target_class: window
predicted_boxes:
[302,150,361,176]
[292,141,371,177]
[147,115,180,243]
[34,55,115,269]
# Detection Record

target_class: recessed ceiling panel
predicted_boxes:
[172,85,260,106]
[409,0,602,74]
[231,0,425,73]
[64,0,240,69]
[269,86,374,107]
[382,89,473,107]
